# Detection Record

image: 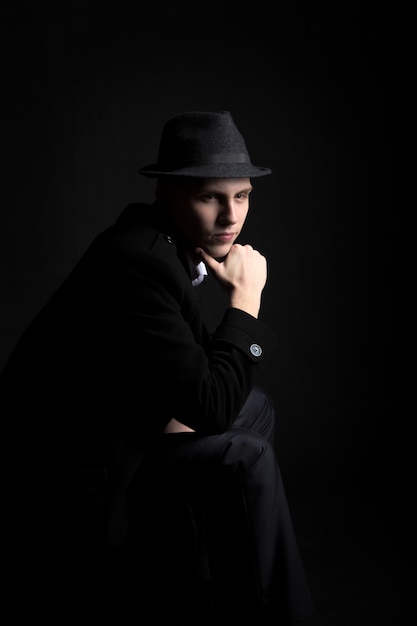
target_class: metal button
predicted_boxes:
[250,343,262,357]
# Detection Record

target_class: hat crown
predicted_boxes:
[138,110,271,178]
[157,111,248,167]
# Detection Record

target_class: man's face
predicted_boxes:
[161,178,252,261]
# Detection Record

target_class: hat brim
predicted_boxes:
[138,163,272,178]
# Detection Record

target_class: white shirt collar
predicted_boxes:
[187,256,208,287]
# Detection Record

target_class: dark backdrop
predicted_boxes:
[0,0,410,594]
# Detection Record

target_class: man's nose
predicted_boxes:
[219,201,237,223]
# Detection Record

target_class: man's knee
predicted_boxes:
[212,430,275,474]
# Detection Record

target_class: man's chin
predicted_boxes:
[208,244,232,262]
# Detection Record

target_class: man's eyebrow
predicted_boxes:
[231,187,253,196]
[239,187,253,193]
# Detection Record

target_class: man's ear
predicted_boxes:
[155,181,167,207]
[155,177,173,205]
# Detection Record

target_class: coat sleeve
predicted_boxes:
[104,231,277,435]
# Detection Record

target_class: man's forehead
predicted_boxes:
[193,177,252,192]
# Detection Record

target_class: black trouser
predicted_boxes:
[3,388,315,624]
[131,386,315,624]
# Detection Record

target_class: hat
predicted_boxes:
[138,111,271,178]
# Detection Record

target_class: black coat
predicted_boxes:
[1,202,276,544]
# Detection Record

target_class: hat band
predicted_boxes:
[161,152,250,168]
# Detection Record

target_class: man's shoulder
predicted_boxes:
[115,202,152,224]
[101,203,165,252]
[95,203,183,273]
[114,202,156,235]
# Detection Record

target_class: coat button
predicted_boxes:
[250,343,262,357]
[164,234,173,244]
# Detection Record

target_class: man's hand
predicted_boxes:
[162,418,195,434]
[196,244,267,318]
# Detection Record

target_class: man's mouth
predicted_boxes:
[213,232,235,242]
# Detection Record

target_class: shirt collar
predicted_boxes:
[187,255,208,287]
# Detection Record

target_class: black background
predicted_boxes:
[0,2,412,623]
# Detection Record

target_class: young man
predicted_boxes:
[1,111,315,624]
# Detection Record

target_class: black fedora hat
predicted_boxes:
[138,111,271,178]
